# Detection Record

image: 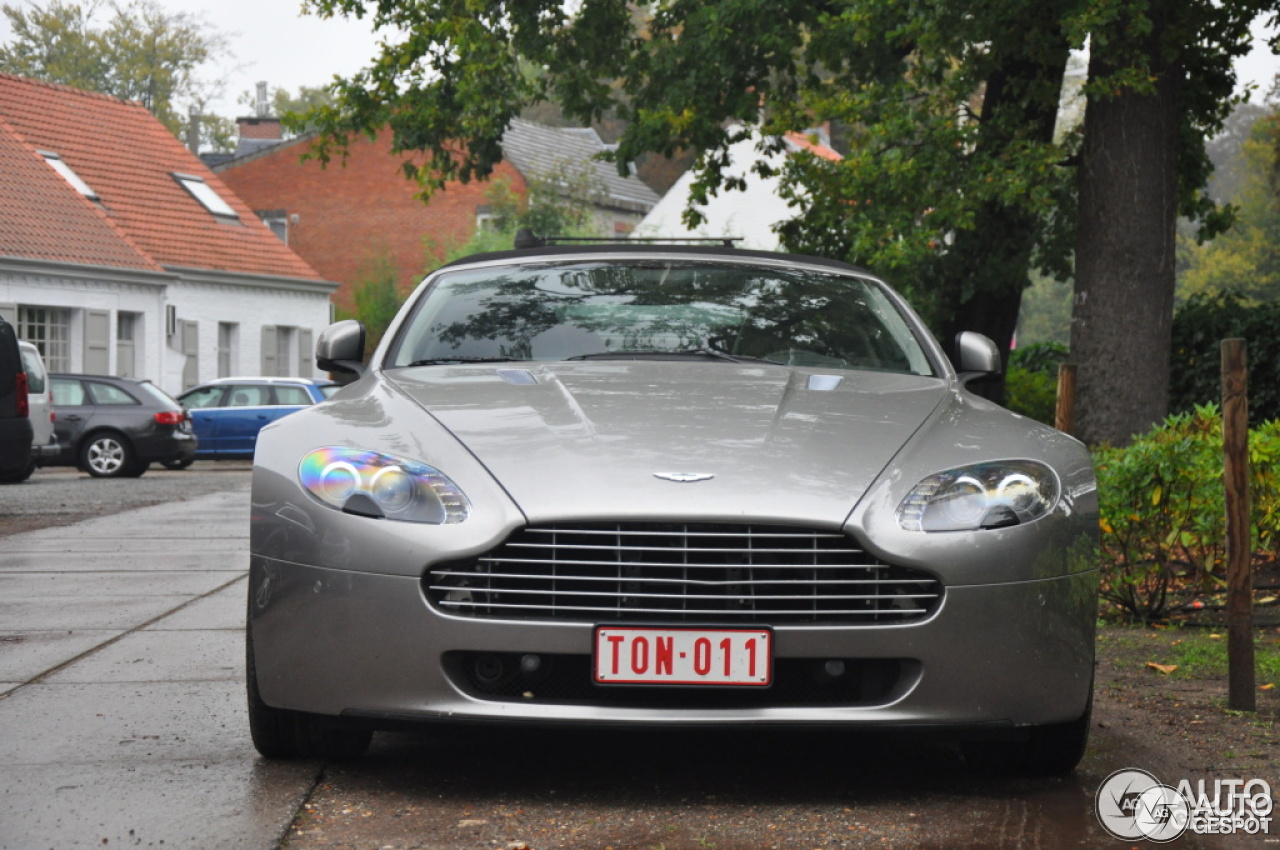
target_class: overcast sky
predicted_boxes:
[2,2,1279,120]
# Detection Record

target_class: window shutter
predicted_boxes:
[181,320,199,389]
[297,328,313,378]
[83,310,110,374]
[261,325,278,375]
[0,304,16,325]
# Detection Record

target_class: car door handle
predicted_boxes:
[62,414,82,421]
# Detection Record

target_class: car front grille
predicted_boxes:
[426,522,943,625]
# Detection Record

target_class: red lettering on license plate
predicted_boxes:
[594,626,772,686]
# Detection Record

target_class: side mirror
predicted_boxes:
[316,320,367,377]
[954,331,1001,380]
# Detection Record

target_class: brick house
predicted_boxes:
[0,74,337,394]
[213,118,659,312]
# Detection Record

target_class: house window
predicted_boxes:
[38,151,98,200]
[18,306,72,371]
[173,173,239,220]
[117,312,141,378]
[217,322,238,377]
[276,326,294,377]
[255,210,289,243]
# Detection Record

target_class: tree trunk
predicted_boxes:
[941,37,1069,401]
[1071,10,1180,445]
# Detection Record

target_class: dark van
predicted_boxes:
[0,314,34,482]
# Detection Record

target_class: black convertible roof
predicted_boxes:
[437,234,874,278]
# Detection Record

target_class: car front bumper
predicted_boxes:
[249,555,1097,731]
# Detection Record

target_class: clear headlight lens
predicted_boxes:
[897,461,1059,532]
[298,447,470,524]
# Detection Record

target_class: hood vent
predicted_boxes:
[496,369,538,385]
[807,375,843,391]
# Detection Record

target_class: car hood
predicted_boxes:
[384,362,949,526]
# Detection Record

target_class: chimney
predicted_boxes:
[186,107,200,154]
[256,81,269,118]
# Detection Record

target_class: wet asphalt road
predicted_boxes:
[0,465,1221,849]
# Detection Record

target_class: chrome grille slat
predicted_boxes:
[439,602,931,615]
[434,570,933,587]
[425,522,943,625]
[473,558,889,570]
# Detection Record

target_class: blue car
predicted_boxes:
[170,377,338,466]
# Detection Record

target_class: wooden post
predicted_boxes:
[1055,363,1077,435]
[1222,338,1255,711]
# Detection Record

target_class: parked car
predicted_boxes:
[246,241,1099,774]
[49,374,196,478]
[18,341,59,477]
[0,315,33,483]
[170,377,337,467]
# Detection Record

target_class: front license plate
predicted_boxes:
[594,626,772,686]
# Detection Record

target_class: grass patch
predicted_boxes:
[1155,632,1280,682]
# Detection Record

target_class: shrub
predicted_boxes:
[1170,293,1280,424]
[1095,405,1280,621]
[1005,342,1068,425]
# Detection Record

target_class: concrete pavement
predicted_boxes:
[0,485,316,849]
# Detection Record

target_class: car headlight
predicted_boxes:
[897,461,1059,532]
[298,447,471,523]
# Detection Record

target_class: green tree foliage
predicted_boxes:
[428,175,595,269]
[296,0,1081,387]
[295,0,1263,423]
[1170,292,1280,424]
[1015,273,1073,347]
[0,0,232,138]
[1178,90,1280,304]
[338,250,402,357]
[1095,407,1280,621]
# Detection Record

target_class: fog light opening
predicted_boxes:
[474,654,504,683]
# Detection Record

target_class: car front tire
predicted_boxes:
[246,620,372,760]
[81,432,141,478]
[961,694,1092,777]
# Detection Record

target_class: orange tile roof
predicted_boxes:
[0,74,323,281]
[0,117,162,271]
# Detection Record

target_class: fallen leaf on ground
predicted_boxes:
[1146,662,1178,674]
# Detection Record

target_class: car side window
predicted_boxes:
[273,385,313,406]
[51,378,85,405]
[19,349,46,393]
[227,385,270,407]
[88,382,139,405]
[181,386,226,409]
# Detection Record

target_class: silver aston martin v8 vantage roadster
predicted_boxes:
[247,241,1098,773]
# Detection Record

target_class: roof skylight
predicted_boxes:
[39,151,98,200]
[173,173,239,220]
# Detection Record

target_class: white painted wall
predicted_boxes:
[1,264,336,397]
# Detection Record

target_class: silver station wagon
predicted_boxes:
[247,240,1098,774]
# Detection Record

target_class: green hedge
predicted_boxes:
[1171,293,1280,424]
[1094,405,1280,621]
[1005,342,1068,425]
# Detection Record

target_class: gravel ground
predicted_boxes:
[0,461,252,538]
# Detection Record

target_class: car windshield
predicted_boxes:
[387,260,936,376]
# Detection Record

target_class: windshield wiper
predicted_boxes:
[406,357,526,366]
[566,348,779,364]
